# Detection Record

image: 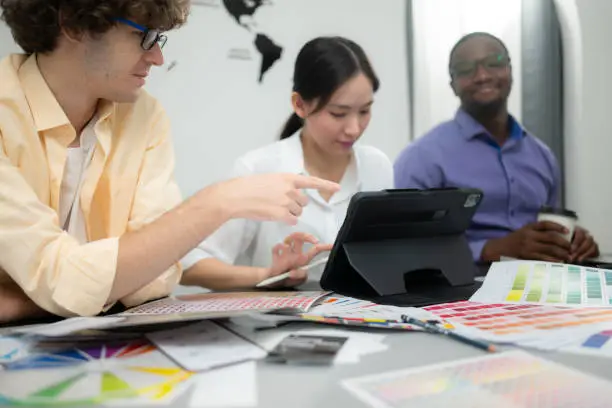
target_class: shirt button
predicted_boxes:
[510,210,515,216]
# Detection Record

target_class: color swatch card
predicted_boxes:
[121,291,329,316]
[471,261,612,307]
[342,350,612,408]
[563,330,612,358]
[0,340,192,406]
[423,301,612,346]
[103,291,330,329]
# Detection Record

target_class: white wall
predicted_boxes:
[555,0,612,253]
[0,1,410,199]
[146,0,411,197]
[411,0,523,139]
[0,21,20,56]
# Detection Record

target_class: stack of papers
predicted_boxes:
[5,292,331,340]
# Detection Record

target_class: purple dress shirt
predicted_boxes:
[394,109,561,260]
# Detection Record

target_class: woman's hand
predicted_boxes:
[261,232,332,288]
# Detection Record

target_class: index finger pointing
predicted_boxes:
[292,175,340,192]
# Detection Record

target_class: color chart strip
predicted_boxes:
[585,269,604,305]
[546,264,563,304]
[566,266,582,305]
[526,264,546,302]
[506,265,528,302]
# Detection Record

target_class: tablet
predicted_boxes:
[320,188,484,307]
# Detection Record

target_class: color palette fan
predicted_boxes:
[0,340,192,406]
[297,295,447,328]
[342,350,612,408]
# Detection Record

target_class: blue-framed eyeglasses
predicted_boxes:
[114,18,167,51]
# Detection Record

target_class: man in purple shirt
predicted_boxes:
[394,32,599,264]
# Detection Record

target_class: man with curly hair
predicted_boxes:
[0,0,338,324]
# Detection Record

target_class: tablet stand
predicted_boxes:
[324,234,476,299]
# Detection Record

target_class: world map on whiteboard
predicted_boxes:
[197,0,283,83]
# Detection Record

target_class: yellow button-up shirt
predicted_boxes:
[0,54,183,317]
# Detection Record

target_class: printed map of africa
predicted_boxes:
[222,0,283,83]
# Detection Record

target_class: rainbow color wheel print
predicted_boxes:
[0,340,192,406]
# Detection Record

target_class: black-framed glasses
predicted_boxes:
[450,54,510,78]
[113,17,167,51]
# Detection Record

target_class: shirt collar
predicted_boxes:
[18,54,115,133]
[280,131,307,175]
[280,131,363,194]
[18,54,71,132]
[454,108,525,142]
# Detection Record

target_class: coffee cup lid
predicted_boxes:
[539,206,578,219]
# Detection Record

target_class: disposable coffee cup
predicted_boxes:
[537,206,578,242]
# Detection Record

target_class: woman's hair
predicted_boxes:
[279,36,379,140]
[0,0,190,54]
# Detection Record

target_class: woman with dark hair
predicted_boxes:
[181,36,393,290]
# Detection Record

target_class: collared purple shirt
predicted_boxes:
[394,109,560,260]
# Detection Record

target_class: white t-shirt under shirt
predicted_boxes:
[59,117,97,244]
[181,132,394,281]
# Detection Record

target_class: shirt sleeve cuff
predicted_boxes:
[180,247,214,271]
[51,237,119,317]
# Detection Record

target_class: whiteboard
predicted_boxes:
[145,0,411,197]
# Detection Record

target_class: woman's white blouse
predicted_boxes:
[181,133,394,281]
